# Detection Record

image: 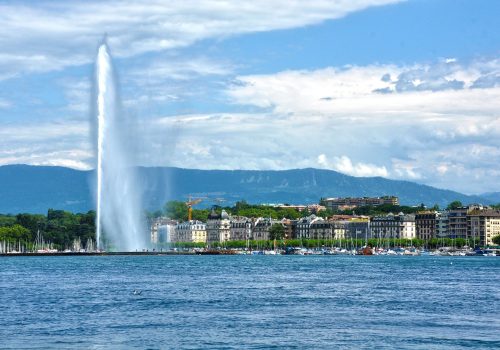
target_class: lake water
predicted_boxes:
[1,255,499,349]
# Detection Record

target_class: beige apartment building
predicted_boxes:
[175,220,207,243]
[468,209,500,246]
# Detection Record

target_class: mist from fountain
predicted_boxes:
[95,43,145,251]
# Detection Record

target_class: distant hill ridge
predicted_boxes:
[0,164,491,214]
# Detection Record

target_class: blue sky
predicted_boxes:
[0,0,499,194]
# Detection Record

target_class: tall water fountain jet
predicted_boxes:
[95,42,145,251]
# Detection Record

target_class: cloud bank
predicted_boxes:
[0,0,402,79]
[1,0,499,195]
[2,57,500,193]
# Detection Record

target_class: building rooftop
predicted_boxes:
[468,209,500,217]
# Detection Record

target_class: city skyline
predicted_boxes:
[0,0,499,194]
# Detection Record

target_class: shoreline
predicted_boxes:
[1,250,498,257]
[0,251,196,257]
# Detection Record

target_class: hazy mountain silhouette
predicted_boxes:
[0,164,490,214]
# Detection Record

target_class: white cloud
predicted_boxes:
[392,159,422,180]
[0,0,403,79]
[121,56,234,108]
[3,55,500,194]
[0,98,12,109]
[223,58,500,193]
[3,104,500,194]
[128,57,234,83]
[318,154,389,177]
[0,120,88,142]
[0,153,92,171]
[436,164,448,175]
[0,120,92,170]
[59,78,91,113]
[227,58,500,117]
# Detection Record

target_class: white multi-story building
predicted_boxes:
[175,220,207,243]
[151,217,177,244]
[206,209,231,244]
[401,216,416,239]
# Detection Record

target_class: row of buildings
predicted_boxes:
[322,196,399,211]
[151,204,500,246]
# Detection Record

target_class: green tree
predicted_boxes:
[447,201,463,210]
[492,235,500,245]
[268,223,285,240]
[16,213,45,235]
[163,201,188,221]
[0,215,16,227]
[0,224,30,243]
[0,211,97,250]
[192,209,210,222]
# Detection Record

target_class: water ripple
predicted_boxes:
[0,255,498,349]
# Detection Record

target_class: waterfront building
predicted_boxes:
[401,214,416,239]
[436,211,449,237]
[370,213,415,239]
[345,219,371,240]
[306,204,327,213]
[448,207,468,240]
[296,215,324,239]
[332,220,347,239]
[150,217,177,244]
[271,204,326,213]
[309,219,332,239]
[273,204,306,211]
[206,208,231,244]
[467,209,500,246]
[448,205,485,240]
[415,211,439,240]
[281,219,296,240]
[175,220,206,243]
[230,216,253,241]
[329,215,357,221]
[323,196,399,211]
[252,217,281,241]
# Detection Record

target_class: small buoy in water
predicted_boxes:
[133,289,142,295]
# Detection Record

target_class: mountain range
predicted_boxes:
[0,164,494,214]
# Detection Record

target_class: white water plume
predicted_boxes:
[95,43,145,251]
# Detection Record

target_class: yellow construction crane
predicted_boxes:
[186,196,204,221]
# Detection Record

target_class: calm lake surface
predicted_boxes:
[1,255,499,349]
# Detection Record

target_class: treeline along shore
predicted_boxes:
[1,200,500,252]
